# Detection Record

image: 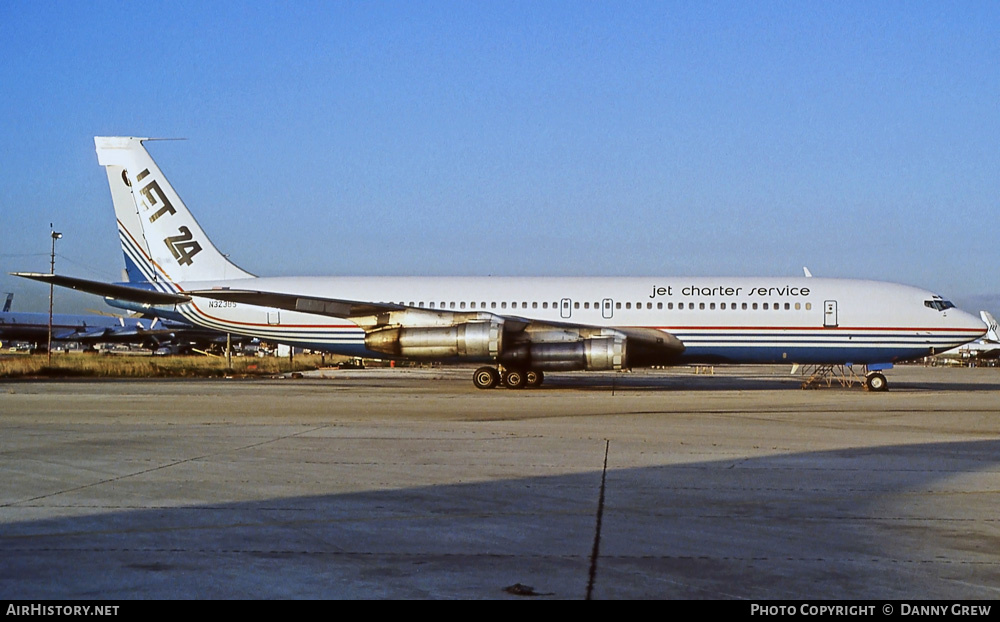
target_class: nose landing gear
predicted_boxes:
[865,371,888,392]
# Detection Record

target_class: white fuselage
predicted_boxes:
[157,275,985,365]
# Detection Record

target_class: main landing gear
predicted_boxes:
[473,366,544,390]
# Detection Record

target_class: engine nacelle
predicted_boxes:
[499,336,626,371]
[365,321,502,361]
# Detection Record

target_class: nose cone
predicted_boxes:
[953,307,989,338]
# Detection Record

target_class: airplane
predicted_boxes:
[0,306,182,351]
[935,311,1000,365]
[0,293,247,354]
[12,136,988,390]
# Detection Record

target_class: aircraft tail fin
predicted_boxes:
[95,137,255,288]
[981,311,999,343]
[2,292,12,313]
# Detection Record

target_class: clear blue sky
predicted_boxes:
[1,1,998,314]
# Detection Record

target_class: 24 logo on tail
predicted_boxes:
[133,168,203,266]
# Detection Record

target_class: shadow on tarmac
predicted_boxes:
[2,439,999,599]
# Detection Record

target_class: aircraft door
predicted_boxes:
[560,298,572,319]
[267,311,280,326]
[602,298,613,319]
[823,301,838,327]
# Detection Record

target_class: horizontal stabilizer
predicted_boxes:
[11,273,190,305]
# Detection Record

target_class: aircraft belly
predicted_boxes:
[678,344,937,365]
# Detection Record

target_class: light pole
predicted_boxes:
[47,226,62,365]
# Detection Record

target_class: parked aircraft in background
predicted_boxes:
[0,294,245,354]
[0,307,180,351]
[13,137,987,390]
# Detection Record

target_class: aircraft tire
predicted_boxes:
[526,370,544,388]
[865,372,888,392]
[473,366,500,390]
[503,369,527,389]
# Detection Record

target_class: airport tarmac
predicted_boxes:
[1,364,999,600]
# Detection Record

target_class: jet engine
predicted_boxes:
[364,319,683,374]
[365,321,502,361]
[498,336,626,371]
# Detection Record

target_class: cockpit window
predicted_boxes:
[924,299,955,312]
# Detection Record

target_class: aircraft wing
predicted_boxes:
[11,273,190,305]
[186,288,406,319]
[188,288,686,360]
[55,327,111,341]
[188,288,543,333]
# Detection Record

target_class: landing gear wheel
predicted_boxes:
[865,372,888,392]
[503,369,527,389]
[473,366,500,390]
[525,370,544,388]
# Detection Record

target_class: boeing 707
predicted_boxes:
[13,137,987,390]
